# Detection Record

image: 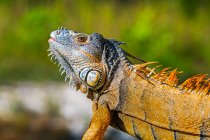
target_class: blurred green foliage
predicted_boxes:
[0,0,209,83]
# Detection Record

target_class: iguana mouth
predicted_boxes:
[49,37,65,46]
[48,38,56,42]
[48,39,74,82]
[48,38,60,44]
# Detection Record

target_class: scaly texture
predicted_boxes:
[48,27,210,140]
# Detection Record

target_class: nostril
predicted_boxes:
[56,30,60,35]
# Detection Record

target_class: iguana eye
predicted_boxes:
[78,36,87,42]
[75,34,88,43]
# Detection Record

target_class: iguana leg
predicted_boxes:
[82,104,111,140]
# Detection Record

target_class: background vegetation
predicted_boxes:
[0,1,209,140]
[0,0,209,83]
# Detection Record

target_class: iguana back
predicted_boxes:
[99,64,210,139]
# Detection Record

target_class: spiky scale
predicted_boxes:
[50,56,54,61]
[48,52,53,56]
[61,70,65,76]
[59,67,63,72]
[65,76,69,82]
[165,69,179,86]
[154,67,171,80]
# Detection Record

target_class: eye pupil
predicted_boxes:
[78,36,87,42]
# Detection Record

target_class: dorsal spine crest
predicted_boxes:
[134,62,209,95]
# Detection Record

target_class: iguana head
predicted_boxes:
[48,27,130,93]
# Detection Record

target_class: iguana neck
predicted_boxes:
[98,60,132,108]
[98,39,132,95]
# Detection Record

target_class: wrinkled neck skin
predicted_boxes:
[89,39,132,101]
[98,58,132,109]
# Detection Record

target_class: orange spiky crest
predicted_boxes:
[179,74,209,95]
[165,69,182,87]
[134,62,210,95]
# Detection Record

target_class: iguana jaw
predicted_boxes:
[48,39,74,83]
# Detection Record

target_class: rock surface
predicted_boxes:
[0,82,136,140]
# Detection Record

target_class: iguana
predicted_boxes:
[48,27,210,140]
